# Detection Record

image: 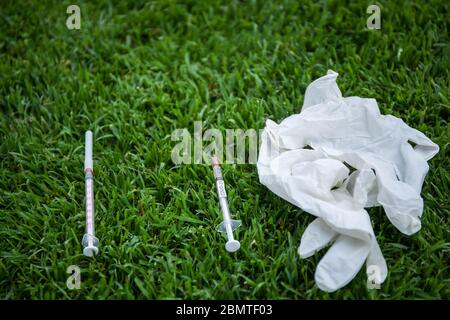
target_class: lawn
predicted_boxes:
[0,0,448,299]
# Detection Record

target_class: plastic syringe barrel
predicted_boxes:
[84,130,94,239]
[85,171,95,239]
[82,130,98,257]
[211,157,235,241]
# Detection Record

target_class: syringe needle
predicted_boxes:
[82,130,99,257]
[211,156,241,252]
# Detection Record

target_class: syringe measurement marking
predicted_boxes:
[85,177,94,234]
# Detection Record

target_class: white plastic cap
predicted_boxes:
[84,130,93,171]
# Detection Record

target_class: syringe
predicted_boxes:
[211,156,241,252]
[82,130,99,257]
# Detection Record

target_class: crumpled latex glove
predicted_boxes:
[257,70,439,292]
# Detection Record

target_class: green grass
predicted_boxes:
[0,0,449,299]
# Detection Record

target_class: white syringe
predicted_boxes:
[211,156,241,252]
[82,130,99,257]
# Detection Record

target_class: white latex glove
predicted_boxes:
[298,168,387,292]
[257,70,439,292]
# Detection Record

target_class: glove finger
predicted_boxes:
[315,235,370,292]
[366,239,388,285]
[298,218,338,258]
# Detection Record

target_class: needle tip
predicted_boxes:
[211,155,219,166]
